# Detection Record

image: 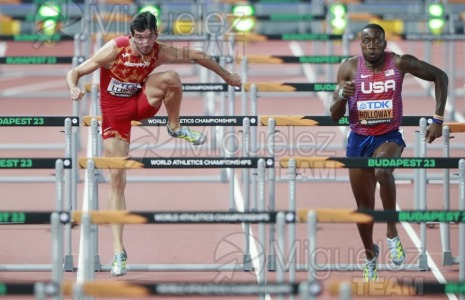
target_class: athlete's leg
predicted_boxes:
[103,137,129,253]
[372,142,403,238]
[144,70,182,131]
[349,168,378,259]
[142,70,205,145]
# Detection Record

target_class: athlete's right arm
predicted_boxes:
[329,58,355,121]
[66,40,118,101]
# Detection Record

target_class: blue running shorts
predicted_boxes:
[346,130,406,158]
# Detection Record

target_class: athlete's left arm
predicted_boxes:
[396,54,449,143]
[157,43,241,87]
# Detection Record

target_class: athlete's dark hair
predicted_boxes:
[130,11,158,35]
[361,23,385,38]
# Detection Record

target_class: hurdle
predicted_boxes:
[228,33,346,43]
[65,280,322,299]
[0,279,321,300]
[82,83,241,151]
[73,161,386,281]
[82,69,229,115]
[0,211,69,300]
[260,115,443,176]
[0,159,70,276]
[235,32,349,127]
[238,54,350,101]
[262,116,465,264]
[241,83,340,268]
[78,156,273,273]
[0,33,86,151]
[3,279,464,300]
[260,115,431,271]
[300,208,464,299]
[0,34,85,101]
[0,117,79,271]
[439,123,465,267]
[0,34,74,46]
[0,281,59,300]
[72,208,333,299]
[414,120,465,267]
[283,157,465,274]
[0,56,85,65]
[81,114,257,184]
[72,205,462,299]
[0,116,78,152]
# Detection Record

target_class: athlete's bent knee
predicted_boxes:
[164,70,182,89]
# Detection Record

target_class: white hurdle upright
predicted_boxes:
[459,159,465,289]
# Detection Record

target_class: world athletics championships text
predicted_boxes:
[153,212,271,223]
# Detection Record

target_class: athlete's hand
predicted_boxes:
[341,81,355,98]
[70,86,85,101]
[425,123,442,143]
[224,73,242,87]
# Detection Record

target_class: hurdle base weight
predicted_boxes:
[94,255,101,272]
[442,251,459,266]
[418,254,430,271]
[63,255,75,272]
[267,254,276,271]
[243,254,253,271]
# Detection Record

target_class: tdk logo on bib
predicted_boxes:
[357,100,392,110]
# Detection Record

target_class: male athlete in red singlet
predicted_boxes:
[330,23,448,282]
[66,11,241,276]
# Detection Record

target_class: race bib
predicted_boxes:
[107,77,141,97]
[357,99,393,125]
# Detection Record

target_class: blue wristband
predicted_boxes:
[432,118,443,125]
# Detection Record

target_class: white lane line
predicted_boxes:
[288,41,330,104]
[0,41,65,92]
[1,80,65,96]
[0,42,6,56]
[396,204,457,300]
[230,169,271,300]
[389,42,465,122]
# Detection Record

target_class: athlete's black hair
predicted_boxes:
[361,23,385,38]
[130,11,158,35]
